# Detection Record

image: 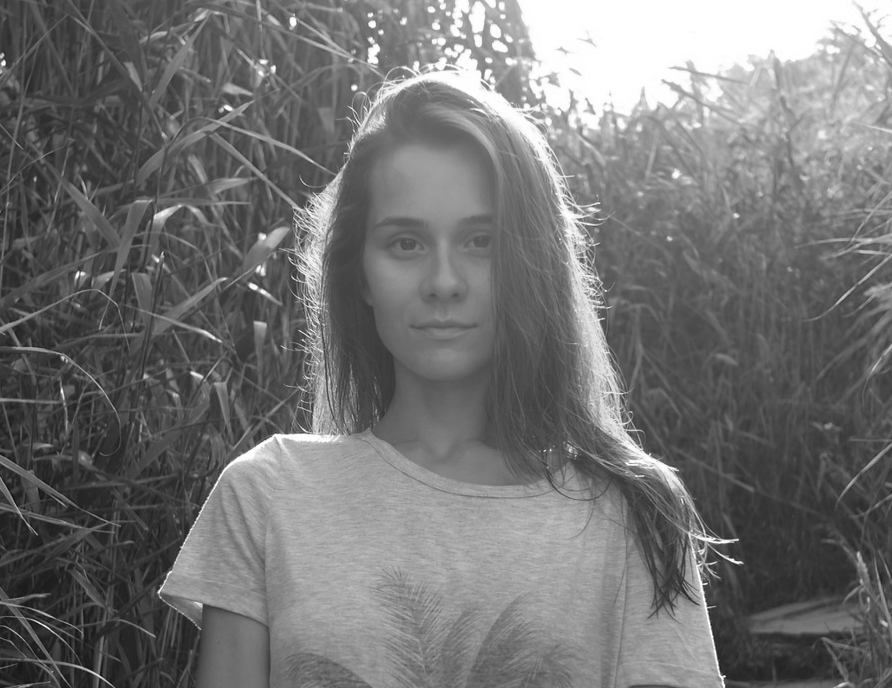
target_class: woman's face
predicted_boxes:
[362,141,496,394]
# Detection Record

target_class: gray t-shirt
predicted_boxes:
[160,431,725,688]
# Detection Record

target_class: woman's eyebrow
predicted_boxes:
[460,214,494,226]
[371,216,427,230]
[371,214,493,230]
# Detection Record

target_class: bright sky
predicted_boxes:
[518,0,889,112]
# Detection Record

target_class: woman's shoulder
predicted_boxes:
[581,474,632,529]
[220,431,374,486]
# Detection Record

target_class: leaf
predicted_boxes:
[147,19,205,110]
[151,205,187,233]
[183,377,212,428]
[209,177,251,194]
[131,272,154,331]
[0,584,55,678]
[466,595,574,688]
[211,133,299,210]
[0,345,115,427]
[106,0,146,85]
[129,427,181,480]
[0,454,75,509]
[147,204,188,259]
[240,226,291,276]
[221,82,252,97]
[123,61,142,90]
[0,472,35,535]
[0,252,102,310]
[213,120,330,174]
[69,568,112,612]
[150,278,226,337]
[838,442,892,504]
[211,381,231,436]
[712,353,738,367]
[110,198,152,298]
[253,320,268,354]
[146,312,224,344]
[0,290,110,338]
[60,180,120,248]
[284,653,373,687]
[440,607,479,686]
[136,101,253,186]
[372,569,449,687]
[0,503,97,529]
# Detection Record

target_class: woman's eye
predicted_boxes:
[469,234,492,250]
[394,237,419,252]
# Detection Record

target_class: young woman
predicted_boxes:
[161,70,725,688]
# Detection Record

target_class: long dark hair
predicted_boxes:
[297,70,717,612]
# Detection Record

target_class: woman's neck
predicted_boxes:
[370,380,549,486]
[374,379,490,448]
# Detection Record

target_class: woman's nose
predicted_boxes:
[423,249,466,300]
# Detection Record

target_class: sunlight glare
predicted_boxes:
[518,0,889,112]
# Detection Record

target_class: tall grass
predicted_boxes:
[1,0,890,684]
[823,547,892,688]
[0,0,333,682]
[0,1,534,684]
[546,12,892,679]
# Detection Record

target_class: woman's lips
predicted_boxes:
[413,324,475,339]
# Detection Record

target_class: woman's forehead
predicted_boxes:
[365,142,495,226]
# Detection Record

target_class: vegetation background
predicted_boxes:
[0,0,889,685]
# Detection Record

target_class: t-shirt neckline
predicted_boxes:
[355,429,563,498]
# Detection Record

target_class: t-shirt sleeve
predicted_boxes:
[158,445,274,628]
[615,533,725,688]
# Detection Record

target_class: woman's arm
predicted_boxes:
[196,605,270,688]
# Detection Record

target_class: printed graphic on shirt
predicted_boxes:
[284,568,580,687]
